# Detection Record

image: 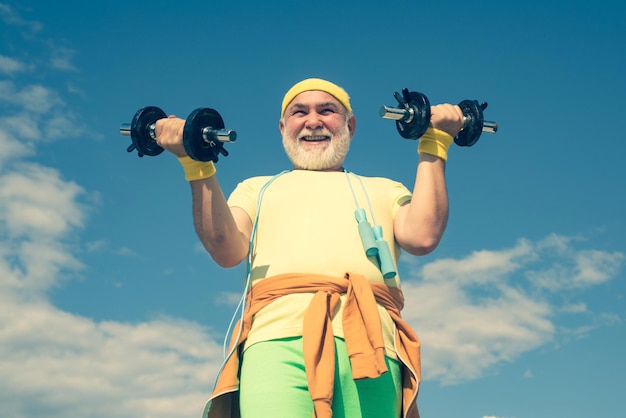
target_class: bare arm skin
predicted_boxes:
[394,153,448,255]
[154,116,251,267]
[394,104,464,255]
[189,177,251,267]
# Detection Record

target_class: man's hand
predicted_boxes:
[430,104,465,138]
[154,115,187,157]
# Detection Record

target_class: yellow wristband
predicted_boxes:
[177,156,216,181]
[417,128,454,161]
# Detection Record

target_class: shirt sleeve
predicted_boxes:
[389,180,412,218]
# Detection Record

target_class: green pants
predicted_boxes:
[239,337,402,418]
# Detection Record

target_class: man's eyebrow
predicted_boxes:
[288,101,341,112]
[317,101,339,109]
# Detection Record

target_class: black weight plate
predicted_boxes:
[396,91,431,140]
[455,100,483,147]
[130,106,166,156]
[183,108,226,162]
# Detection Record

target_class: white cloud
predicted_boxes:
[0,54,26,74]
[0,81,86,169]
[0,163,85,295]
[0,28,236,411]
[558,312,621,343]
[399,235,624,385]
[49,45,78,72]
[560,302,587,313]
[0,298,223,418]
[85,239,107,253]
[0,164,85,239]
[0,3,43,33]
[0,4,77,76]
[9,83,62,113]
[526,240,624,291]
[0,111,43,141]
[419,238,536,286]
[115,246,139,257]
[0,157,226,418]
[0,128,34,166]
[214,291,245,307]
[572,250,624,286]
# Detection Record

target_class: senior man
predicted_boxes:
[154,78,463,418]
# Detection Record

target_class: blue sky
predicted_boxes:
[1,1,624,417]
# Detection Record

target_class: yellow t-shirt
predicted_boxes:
[227,170,412,356]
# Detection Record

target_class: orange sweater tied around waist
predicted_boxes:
[203,273,421,418]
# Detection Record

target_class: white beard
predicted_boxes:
[282,122,351,171]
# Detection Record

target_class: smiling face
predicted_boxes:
[279,90,356,171]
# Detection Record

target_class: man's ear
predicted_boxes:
[279,119,285,135]
[348,115,356,139]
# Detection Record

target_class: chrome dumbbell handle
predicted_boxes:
[201,127,237,143]
[120,122,154,138]
[480,120,498,134]
[379,105,414,122]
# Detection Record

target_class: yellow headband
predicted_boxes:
[281,78,352,117]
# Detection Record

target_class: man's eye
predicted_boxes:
[321,108,335,115]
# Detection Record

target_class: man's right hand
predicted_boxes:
[154,115,187,157]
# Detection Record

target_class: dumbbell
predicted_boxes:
[119,106,237,162]
[379,88,498,147]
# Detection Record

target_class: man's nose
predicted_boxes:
[304,112,323,129]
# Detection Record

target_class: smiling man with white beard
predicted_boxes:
[279,87,354,172]
[153,78,464,418]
